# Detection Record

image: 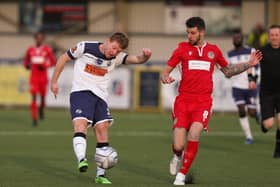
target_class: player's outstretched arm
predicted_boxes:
[50,52,71,98]
[125,48,152,64]
[221,50,262,78]
[161,65,175,84]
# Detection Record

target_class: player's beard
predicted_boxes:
[234,42,242,48]
[190,34,201,46]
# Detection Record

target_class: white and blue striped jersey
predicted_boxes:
[67,41,128,102]
[227,47,256,89]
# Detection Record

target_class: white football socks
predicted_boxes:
[73,136,87,162]
[239,116,253,139]
[96,166,105,177]
[96,147,106,177]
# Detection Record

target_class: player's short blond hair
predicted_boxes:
[109,32,129,49]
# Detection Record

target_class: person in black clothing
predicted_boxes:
[259,24,280,158]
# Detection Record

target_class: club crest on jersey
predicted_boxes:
[207,51,215,59]
[188,51,192,56]
[71,46,77,53]
[96,58,103,65]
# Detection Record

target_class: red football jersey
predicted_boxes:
[23,44,56,83]
[167,42,228,95]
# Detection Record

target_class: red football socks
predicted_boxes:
[179,140,199,175]
[31,101,37,120]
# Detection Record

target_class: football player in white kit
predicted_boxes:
[50,32,152,184]
[227,31,259,144]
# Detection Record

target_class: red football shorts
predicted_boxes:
[29,78,47,96]
[172,94,212,131]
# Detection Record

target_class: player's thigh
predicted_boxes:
[188,122,204,141]
[73,118,88,134]
[70,91,97,124]
[94,121,111,142]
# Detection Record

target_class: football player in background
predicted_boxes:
[161,17,262,185]
[227,31,260,145]
[50,32,151,184]
[23,31,56,126]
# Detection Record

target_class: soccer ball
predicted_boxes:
[95,146,118,169]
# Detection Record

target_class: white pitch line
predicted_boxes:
[0,131,274,137]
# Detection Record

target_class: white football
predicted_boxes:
[95,147,118,169]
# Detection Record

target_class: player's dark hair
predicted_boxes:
[269,24,280,30]
[185,17,206,31]
[109,32,129,49]
[34,31,44,39]
[233,29,244,40]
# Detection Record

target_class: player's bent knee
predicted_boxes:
[263,118,274,129]
[173,143,184,152]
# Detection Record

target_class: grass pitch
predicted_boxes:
[0,109,279,187]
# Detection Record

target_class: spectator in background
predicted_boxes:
[259,25,280,158]
[247,23,268,49]
[161,17,262,185]
[227,31,259,145]
[23,31,56,126]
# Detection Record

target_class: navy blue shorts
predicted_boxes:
[232,87,257,108]
[70,90,113,126]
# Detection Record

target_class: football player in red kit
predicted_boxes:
[23,32,56,126]
[161,17,262,185]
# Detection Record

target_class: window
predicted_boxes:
[19,0,88,33]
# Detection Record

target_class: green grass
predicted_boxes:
[0,109,279,187]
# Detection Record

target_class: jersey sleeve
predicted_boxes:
[114,52,128,66]
[215,46,228,68]
[167,45,182,67]
[67,41,85,60]
[23,48,31,68]
[46,46,56,67]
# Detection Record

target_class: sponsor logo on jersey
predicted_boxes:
[207,51,215,59]
[84,63,108,76]
[188,60,211,71]
[31,56,44,64]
